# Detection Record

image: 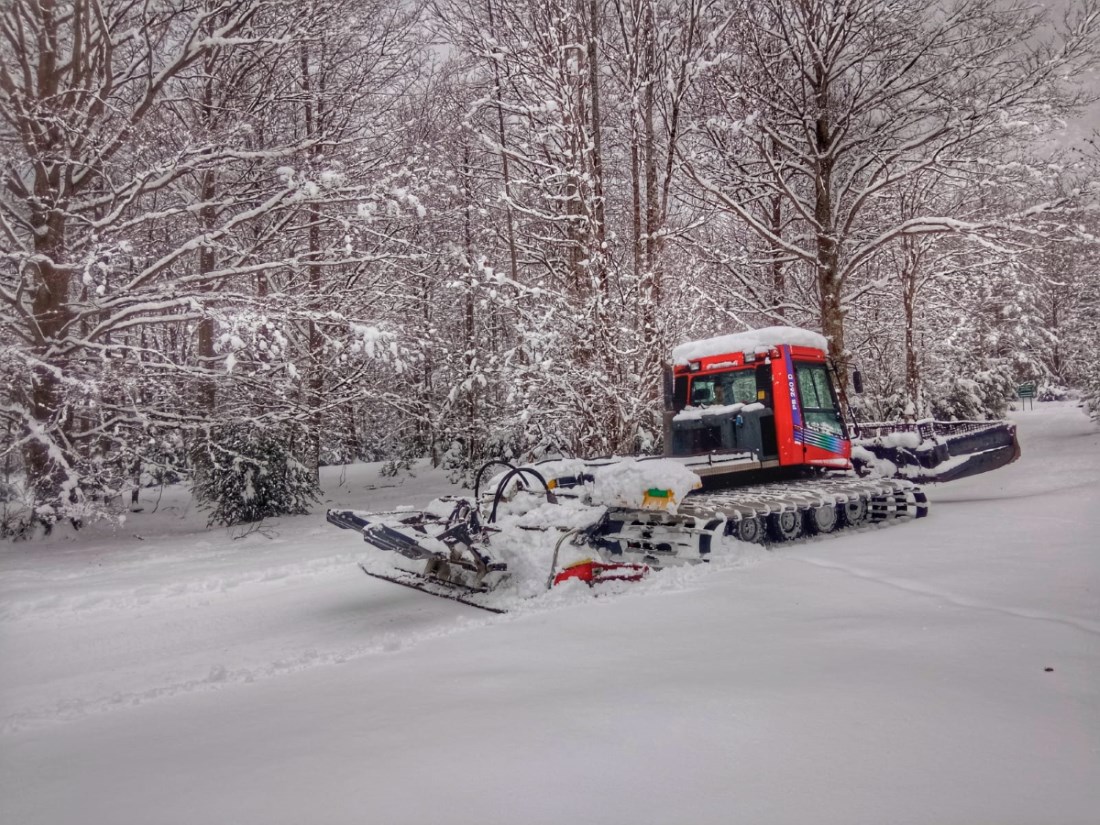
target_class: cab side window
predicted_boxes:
[795,362,843,435]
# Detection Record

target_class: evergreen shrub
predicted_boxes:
[191,423,319,527]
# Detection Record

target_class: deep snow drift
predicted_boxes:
[1,402,1098,825]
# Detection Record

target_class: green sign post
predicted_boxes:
[1017,382,1036,410]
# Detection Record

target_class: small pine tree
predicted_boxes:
[928,365,1016,421]
[191,423,320,527]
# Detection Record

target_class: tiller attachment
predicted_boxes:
[327,502,508,611]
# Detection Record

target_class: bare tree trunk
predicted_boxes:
[486,0,520,285]
[301,39,324,480]
[901,238,923,416]
[306,207,323,476]
[197,167,218,413]
[642,2,659,280]
[812,71,847,388]
[196,42,220,414]
[21,0,72,506]
[461,143,480,465]
[769,137,785,317]
[585,0,607,296]
[640,0,661,404]
[27,203,70,504]
[630,76,643,285]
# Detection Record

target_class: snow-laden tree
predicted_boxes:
[1,0,297,526]
[4,0,1100,539]
[0,0,431,529]
[838,152,1079,420]
[598,0,735,388]
[424,0,740,460]
[1061,137,1100,421]
[683,0,1100,390]
[428,0,629,457]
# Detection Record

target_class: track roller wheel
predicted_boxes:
[697,519,724,555]
[893,490,910,517]
[869,494,889,522]
[913,489,929,518]
[807,504,839,535]
[732,516,766,544]
[768,509,803,542]
[841,497,868,527]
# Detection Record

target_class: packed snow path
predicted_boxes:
[2,402,1098,824]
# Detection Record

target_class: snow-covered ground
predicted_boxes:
[1,401,1098,825]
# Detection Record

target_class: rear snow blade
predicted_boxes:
[854,420,1020,484]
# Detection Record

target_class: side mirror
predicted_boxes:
[852,369,864,395]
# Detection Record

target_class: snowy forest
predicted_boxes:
[2,0,1100,533]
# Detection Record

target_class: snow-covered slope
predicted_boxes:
[2,402,1098,825]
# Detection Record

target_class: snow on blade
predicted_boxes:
[526,457,702,512]
[671,325,828,364]
[586,458,701,511]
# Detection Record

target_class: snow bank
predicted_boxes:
[3,404,1099,825]
[671,325,828,365]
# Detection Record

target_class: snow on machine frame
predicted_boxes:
[327,326,1019,612]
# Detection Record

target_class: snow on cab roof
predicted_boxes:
[671,326,828,365]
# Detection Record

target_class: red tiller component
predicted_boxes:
[553,560,649,587]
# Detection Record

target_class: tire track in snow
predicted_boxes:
[0,553,365,624]
[0,551,757,736]
[789,556,1100,637]
[0,608,500,736]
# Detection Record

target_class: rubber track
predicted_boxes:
[596,475,927,562]
[676,475,927,522]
